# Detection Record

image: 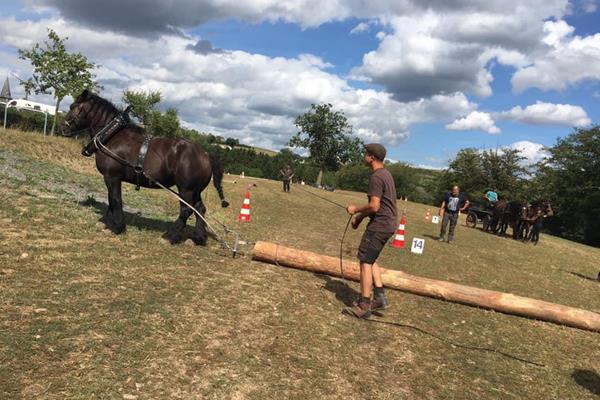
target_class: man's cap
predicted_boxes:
[364,143,386,161]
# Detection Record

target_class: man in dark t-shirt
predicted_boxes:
[344,143,397,319]
[438,185,469,243]
[279,165,294,193]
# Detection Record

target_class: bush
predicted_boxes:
[1,105,62,134]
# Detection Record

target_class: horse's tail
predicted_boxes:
[209,152,229,208]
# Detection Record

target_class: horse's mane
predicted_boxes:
[89,93,119,114]
[88,92,144,134]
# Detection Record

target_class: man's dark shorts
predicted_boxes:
[357,229,395,264]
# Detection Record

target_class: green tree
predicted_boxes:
[122,89,161,126]
[440,148,486,200]
[480,149,527,199]
[122,89,181,137]
[535,126,600,246]
[289,103,362,186]
[152,108,180,137]
[225,137,239,147]
[440,147,527,203]
[18,29,101,135]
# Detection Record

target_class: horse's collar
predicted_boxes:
[82,108,131,157]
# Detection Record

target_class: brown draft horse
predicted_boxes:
[490,199,527,239]
[60,89,229,245]
[520,200,554,244]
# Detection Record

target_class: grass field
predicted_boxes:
[1,129,599,399]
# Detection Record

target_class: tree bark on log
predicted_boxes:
[252,241,600,333]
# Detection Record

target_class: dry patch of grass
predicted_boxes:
[1,130,599,399]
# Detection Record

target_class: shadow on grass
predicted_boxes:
[572,369,600,396]
[81,198,174,233]
[564,270,600,283]
[423,234,441,241]
[366,317,547,367]
[315,274,359,307]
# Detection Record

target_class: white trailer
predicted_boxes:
[6,99,57,115]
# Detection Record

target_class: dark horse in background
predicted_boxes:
[519,200,554,244]
[490,199,528,239]
[60,89,229,245]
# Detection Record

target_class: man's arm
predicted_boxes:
[460,199,470,212]
[346,196,381,216]
[439,200,446,216]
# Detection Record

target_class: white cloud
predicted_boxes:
[413,164,445,170]
[24,0,590,103]
[499,101,591,126]
[446,111,500,134]
[350,22,370,35]
[6,1,598,151]
[506,141,549,164]
[512,20,600,92]
[350,2,571,100]
[0,15,479,150]
[583,1,598,13]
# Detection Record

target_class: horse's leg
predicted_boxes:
[191,194,208,246]
[163,188,195,244]
[513,221,520,240]
[104,175,126,234]
[521,221,530,242]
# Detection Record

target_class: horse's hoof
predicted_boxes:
[112,226,126,235]
[96,222,107,230]
[159,237,170,245]
[191,235,207,246]
[101,228,113,235]
[221,200,230,208]
[184,238,195,246]
[162,232,183,244]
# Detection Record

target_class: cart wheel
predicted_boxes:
[482,214,491,231]
[466,212,477,228]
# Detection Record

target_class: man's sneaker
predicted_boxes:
[371,295,389,311]
[343,300,371,319]
[438,237,445,242]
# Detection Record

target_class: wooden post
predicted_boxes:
[252,241,600,333]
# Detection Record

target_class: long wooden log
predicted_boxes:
[252,241,600,333]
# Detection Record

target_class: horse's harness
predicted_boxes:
[81,106,151,191]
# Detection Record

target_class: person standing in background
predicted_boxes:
[280,165,294,193]
[439,185,469,243]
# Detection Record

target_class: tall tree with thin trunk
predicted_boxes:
[18,29,100,135]
[289,103,362,186]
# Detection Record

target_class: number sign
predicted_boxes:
[411,238,425,255]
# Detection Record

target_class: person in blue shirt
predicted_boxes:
[484,187,498,209]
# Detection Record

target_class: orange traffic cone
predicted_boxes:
[238,191,251,222]
[424,208,431,222]
[391,210,406,249]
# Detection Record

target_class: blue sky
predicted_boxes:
[1,1,599,168]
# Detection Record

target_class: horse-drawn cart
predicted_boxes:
[465,207,493,230]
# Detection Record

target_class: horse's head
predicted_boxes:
[541,200,553,216]
[531,199,553,217]
[60,89,93,136]
[60,89,104,137]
